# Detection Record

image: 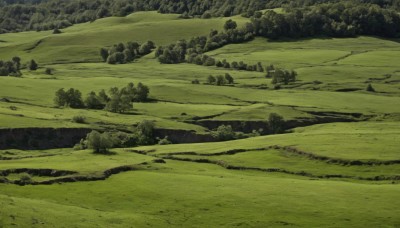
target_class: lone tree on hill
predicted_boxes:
[29,59,38,71]
[86,130,113,154]
[268,113,285,134]
[366,83,375,92]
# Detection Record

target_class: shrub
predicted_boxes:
[158,136,172,145]
[45,68,53,75]
[53,28,62,34]
[19,173,33,185]
[72,116,86,124]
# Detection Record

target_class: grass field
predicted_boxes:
[0,10,400,227]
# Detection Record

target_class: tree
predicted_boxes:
[106,53,117,64]
[136,120,155,145]
[225,73,234,84]
[12,56,21,70]
[207,75,216,84]
[29,59,38,71]
[100,48,109,62]
[85,91,105,109]
[366,83,375,92]
[54,88,67,107]
[211,125,236,141]
[105,87,132,113]
[45,68,53,75]
[66,88,84,108]
[86,130,113,154]
[268,113,285,134]
[216,75,226,86]
[123,49,134,62]
[224,19,237,31]
[133,82,150,102]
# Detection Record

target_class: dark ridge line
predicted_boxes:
[0,168,77,177]
[24,39,43,52]
[0,153,58,161]
[161,155,400,181]
[131,145,400,166]
[0,159,165,186]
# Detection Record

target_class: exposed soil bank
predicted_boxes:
[193,114,358,133]
[0,128,91,150]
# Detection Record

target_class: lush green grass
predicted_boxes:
[207,37,400,94]
[0,10,400,227]
[1,159,400,227]
[140,121,400,161]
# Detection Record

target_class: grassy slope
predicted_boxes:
[0,159,399,227]
[0,11,400,228]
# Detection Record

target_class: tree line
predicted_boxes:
[192,73,234,86]
[1,0,400,34]
[155,20,254,64]
[0,0,270,33]
[54,82,150,113]
[100,40,155,64]
[252,2,400,39]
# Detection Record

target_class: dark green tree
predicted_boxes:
[29,59,38,71]
[86,130,113,154]
[225,73,234,84]
[268,113,285,134]
[100,48,109,62]
[207,75,216,84]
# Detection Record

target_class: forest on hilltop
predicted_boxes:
[1,0,400,36]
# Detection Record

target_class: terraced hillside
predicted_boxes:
[0,10,400,227]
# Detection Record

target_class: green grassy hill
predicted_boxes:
[0,10,399,227]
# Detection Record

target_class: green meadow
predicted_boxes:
[0,11,399,227]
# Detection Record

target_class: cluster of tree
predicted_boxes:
[270,69,298,85]
[251,2,400,39]
[0,57,39,76]
[100,41,155,64]
[206,73,234,86]
[216,60,265,72]
[54,82,150,112]
[0,57,21,76]
[74,120,158,153]
[155,20,254,64]
[0,0,272,33]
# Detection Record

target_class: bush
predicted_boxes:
[158,136,172,145]
[19,173,33,185]
[53,28,62,34]
[45,68,53,75]
[211,125,236,141]
[72,115,86,123]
